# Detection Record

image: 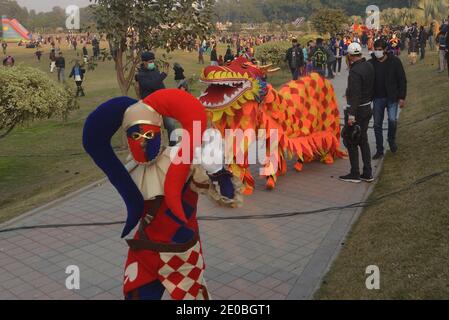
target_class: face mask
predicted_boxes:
[127,124,163,165]
[374,50,385,59]
[147,62,156,70]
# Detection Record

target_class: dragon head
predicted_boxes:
[199,57,278,116]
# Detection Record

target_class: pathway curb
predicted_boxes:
[287,157,385,300]
[0,178,107,229]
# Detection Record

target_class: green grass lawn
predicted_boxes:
[315,51,449,299]
[0,42,292,223]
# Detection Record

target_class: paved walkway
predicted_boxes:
[0,58,385,300]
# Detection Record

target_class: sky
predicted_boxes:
[16,0,91,12]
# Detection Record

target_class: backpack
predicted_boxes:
[313,47,327,68]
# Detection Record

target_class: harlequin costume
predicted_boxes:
[83,89,243,300]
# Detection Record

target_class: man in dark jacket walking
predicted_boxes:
[418,26,428,60]
[369,39,407,159]
[135,51,176,145]
[135,51,168,99]
[310,38,328,77]
[340,42,375,184]
[210,45,218,66]
[55,52,66,83]
[285,38,304,80]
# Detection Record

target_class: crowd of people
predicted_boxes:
[197,33,288,65]
[2,16,448,103]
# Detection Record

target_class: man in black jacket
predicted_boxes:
[285,38,304,80]
[135,51,176,146]
[135,51,168,99]
[418,26,428,60]
[340,42,375,184]
[369,39,407,160]
[210,45,218,66]
[55,52,66,83]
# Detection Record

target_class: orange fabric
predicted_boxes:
[207,73,347,193]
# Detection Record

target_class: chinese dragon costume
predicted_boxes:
[199,57,347,194]
[83,89,243,300]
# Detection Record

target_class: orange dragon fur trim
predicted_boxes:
[199,58,346,194]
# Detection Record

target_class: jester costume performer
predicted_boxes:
[83,89,243,300]
[199,57,347,194]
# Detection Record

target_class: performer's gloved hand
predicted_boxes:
[194,129,235,200]
[208,169,235,200]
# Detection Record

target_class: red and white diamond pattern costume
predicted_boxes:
[158,241,209,300]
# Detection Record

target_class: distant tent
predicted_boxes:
[1,16,32,42]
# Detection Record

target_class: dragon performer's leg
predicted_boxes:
[229,163,255,195]
[263,147,286,190]
[294,160,304,172]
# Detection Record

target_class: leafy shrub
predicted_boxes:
[254,35,320,70]
[254,42,291,70]
[0,65,79,138]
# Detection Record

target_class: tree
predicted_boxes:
[417,0,449,24]
[310,8,349,35]
[90,0,215,95]
[0,66,78,139]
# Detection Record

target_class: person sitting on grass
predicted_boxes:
[3,55,15,67]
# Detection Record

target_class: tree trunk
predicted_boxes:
[115,47,129,96]
[113,44,140,148]
[114,46,140,97]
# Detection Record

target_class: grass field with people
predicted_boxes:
[0,43,292,223]
[316,50,449,299]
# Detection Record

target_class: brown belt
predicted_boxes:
[126,196,199,253]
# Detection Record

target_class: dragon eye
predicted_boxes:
[241,63,248,69]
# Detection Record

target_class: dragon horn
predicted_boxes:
[259,64,273,70]
[267,68,281,74]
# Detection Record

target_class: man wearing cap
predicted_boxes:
[135,52,169,99]
[340,42,375,184]
[135,52,176,146]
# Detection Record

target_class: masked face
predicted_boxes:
[374,50,385,59]
[126,124,163,164]
[147,62,156,70]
